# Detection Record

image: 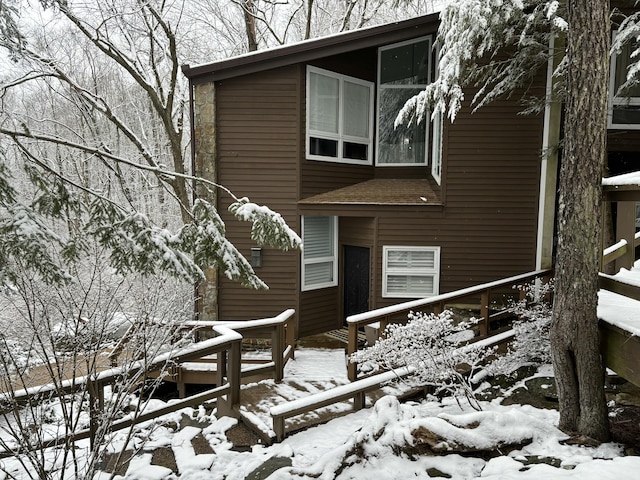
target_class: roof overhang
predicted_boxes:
[182,13,440,83]
[298,179,441,206]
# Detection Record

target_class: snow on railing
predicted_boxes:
[0,310,296,454]
[180,308,296,382]
[346,269,553,381]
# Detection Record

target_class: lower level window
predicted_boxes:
[302,216,338,291]
[383,246,440,298]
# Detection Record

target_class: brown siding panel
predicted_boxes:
[371,96,543,311]
[216,66,301,323]
[300,288,340,336]
[209,44,545,337]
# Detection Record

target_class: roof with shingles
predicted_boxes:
[298,179,441,206]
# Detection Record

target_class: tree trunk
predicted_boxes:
[550,0,610,441]
[242,0,258,52]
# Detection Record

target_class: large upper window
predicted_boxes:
[306,66,374,164]
[382,246,440,298]
[609,33,640,129]
[302,216,338,291]
[377,37,432,165]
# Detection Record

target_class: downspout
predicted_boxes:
[536,35,563,270]
[186,73,201,320]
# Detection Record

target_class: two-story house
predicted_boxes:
[182,10,639,338]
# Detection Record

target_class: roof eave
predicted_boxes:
[181,13,440,83]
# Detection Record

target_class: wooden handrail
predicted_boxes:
[602,231,640,268]
[180,308,296,382]
[346,269,553,381]
[1,325,243,453]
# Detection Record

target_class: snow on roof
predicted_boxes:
[602,170,640,187]
[598,260,640,336]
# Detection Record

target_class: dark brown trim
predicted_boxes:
[181,14,439,83]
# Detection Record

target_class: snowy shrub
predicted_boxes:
[488,280,553,376]
[350,310,495,410]
[0,256,194,479]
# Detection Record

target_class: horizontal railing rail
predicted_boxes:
[602,231,640,268]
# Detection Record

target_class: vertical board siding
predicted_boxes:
[216,66,301,322]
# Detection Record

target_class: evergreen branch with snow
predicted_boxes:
[396,0,566,125]
[612,8,640,96]
[229,197,302,252]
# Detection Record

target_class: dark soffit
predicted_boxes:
[182,13,440,83]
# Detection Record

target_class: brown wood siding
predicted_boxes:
[371,96,544,311]
[215,66,301,323]
[300,288,340,336]
[301,162,375,198]
[340,217,376,246]
[608,130,640,152]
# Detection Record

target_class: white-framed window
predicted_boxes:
[609,32,640,129]
[306,66,374,164]
[302,216,338,291]
[382,246,440,298]
[377,36,432,166]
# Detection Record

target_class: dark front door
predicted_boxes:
[343,246,370,325]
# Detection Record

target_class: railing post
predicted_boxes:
[274,415,285,442]
[380,316,389,339]
[217,339,241,419]
[616,201,636,272]
[480,290,490,338]
[228,339,241,407]
[217,349,227,387]
[88,378,104,449]
[286,315,296,360]
[347,322,358,382]
[272,324,283,382]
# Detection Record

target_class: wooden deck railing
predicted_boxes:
[601,231,640,268]
[346,269,553,382]
[179,308,296,385]
[598,200,640,388]
[0,310,297,455]
[0,325,242,455]
[270,327,518,441]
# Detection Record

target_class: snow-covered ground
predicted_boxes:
[100,351,637,480]
[3,265,640,479]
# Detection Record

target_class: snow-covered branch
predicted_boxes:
[397,0,566,126]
